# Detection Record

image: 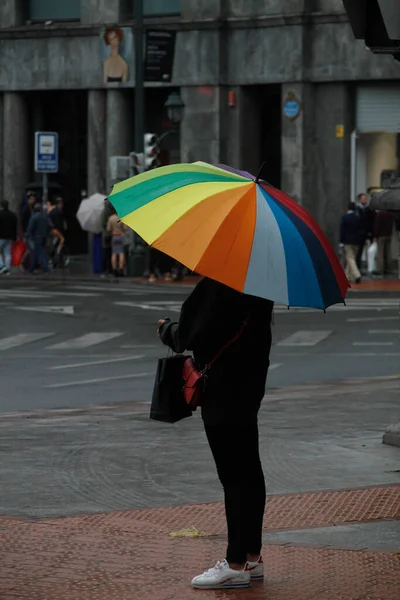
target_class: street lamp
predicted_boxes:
[164,91,185,125]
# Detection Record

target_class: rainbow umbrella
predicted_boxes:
[108,161,349,309]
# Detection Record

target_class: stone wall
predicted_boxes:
[0,21,398,92]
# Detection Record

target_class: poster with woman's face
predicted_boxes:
[100,27,133,84]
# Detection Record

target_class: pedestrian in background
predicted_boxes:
[339,202,362,283]
[26,203,50,274]
[157,277,274,590]
[355,192,374,271]
[107,205,128,277]
[373,210,395,276]
[101,199,113,277]
[0,200,18,275]
[20,192,36,235]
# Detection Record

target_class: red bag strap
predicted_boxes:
[206,313,250,370]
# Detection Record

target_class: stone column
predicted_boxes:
[3,92,29,213]
[180,86,225,164]
[0,0,25,27]
[281,82,352,247]
[88,90,106,196]
[281,82,315,208]
[81,0,120,24]
[106,88,132,192]
[224,86,262,175]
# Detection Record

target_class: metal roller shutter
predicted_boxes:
[356,86,400,133]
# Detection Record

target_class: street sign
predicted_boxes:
[144,30,176,82]
[282,92,301,121]
[35,131,58,173]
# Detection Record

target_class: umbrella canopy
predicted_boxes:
[109,162,349,309]
[77,193,107,234]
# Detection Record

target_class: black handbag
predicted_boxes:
[150,355,193,423]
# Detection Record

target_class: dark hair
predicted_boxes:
[33,202,42,212]
[348,202,356,211]
[104,27,123,45]
[1,200,9,210]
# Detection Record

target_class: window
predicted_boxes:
[143,0,180,16]
[29,0,81,22]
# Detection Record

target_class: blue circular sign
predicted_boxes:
[283,94,301,120]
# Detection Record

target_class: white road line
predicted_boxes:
[269,363,282,370]
[114,301,181,312]
[44,371,152,388]
[120,344,158,349]
[347,317,398,322]
[0,333,55,351]
[47,332,124,350]
[0,292,50,298]
[277,331,332,346]
[11,305,75,315]
[353,342,394,346]
[48,355,145,370]
[368,330,400,334]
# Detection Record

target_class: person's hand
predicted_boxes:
[157,319,166,337]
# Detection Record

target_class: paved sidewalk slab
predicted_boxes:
[1,485,399,600]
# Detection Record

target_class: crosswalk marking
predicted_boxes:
[277,331,332,346]
[49,355,144,370]
[347,316,398,322]
[47,332,124,350]
[353,341,394,347]
[114,301,181,312]
[269,363,282,370]
[368,330,400,334]
[44,371,152,388]
[11,305,75,315]
[0,333,55,351]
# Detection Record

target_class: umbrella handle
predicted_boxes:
[255,162,266,183]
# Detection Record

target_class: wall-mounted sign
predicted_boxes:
[282,92,301,121]
[144,30,176,83]
[335,124,345,138]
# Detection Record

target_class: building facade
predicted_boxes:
[0,0,399,253]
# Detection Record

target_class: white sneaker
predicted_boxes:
[247,555,264,580]
[191,560,251,589]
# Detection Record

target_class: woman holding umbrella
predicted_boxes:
[108,161,349,589]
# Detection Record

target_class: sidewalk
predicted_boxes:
[6,269,400,292]
[0,377,399,599]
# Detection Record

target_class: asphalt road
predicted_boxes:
[0,277,399,413]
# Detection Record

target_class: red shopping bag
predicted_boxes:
[12,240,27,267]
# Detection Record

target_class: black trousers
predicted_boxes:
[204,418,266,564]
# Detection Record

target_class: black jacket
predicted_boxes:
[159,278,274,425]
[0,208,18,241]
[340,212,362,246]
[27,213,50,241]
[21,205,33,234]
[356,205,374,239]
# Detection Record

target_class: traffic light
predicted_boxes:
[129,151,144,176]
[143,133,160,171]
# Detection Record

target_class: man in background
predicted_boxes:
[355,192,374,271]
[20,191,37,235]
[0,201,18,275]
[26,203,50,274]
[373,210,395,276]
[340,202,362,283]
